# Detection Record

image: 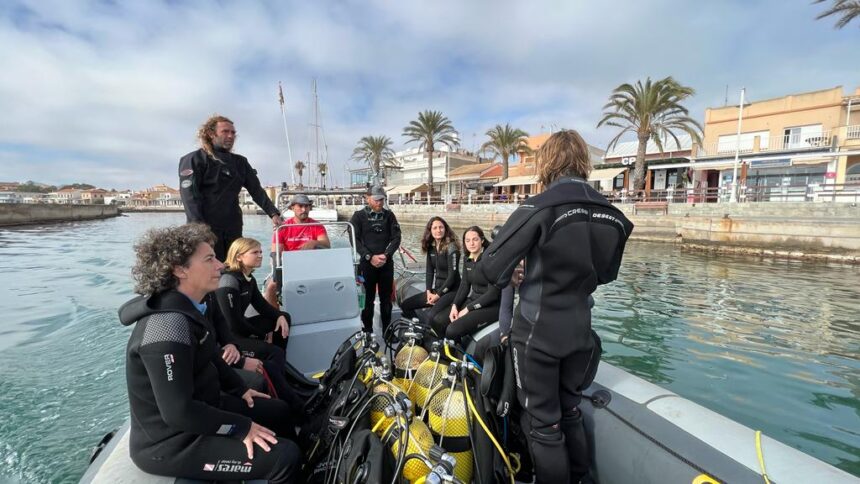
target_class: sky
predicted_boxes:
[0,0,858,190]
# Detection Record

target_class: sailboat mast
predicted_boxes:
[313,79,321,187]
[278,82,296,186]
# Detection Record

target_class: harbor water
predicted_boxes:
[0,212,857,482]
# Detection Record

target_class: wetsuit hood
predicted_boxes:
[118,290,205,327]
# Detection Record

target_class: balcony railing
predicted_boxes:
[698,130,833,157]
[847,125,860,140]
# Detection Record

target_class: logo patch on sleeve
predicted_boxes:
[163,354,175,381]
[180,169,194,176]
[181,179,193,188]
[217,424,235,435]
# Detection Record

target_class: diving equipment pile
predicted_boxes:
[299,318,530,484]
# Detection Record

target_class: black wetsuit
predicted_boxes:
[400,243,461,324]
[349,206,401,332]
[215,270,289,350]
[433,252,500,340]
[120,290,300,483]
[178,148,280,261]
[478,176,633,484]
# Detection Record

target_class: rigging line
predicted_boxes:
[278,81,295,185]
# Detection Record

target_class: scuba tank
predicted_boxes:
[411,350,448,411]
[382,418,436,482]
[393,340,429,393]
[426,366,474,483]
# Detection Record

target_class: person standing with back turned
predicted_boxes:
[477,130,633,484]
[350,185,401,333]
[179,114,283,262]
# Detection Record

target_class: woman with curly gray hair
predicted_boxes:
[119,223,300,482]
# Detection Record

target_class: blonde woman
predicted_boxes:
[216,237,290,351]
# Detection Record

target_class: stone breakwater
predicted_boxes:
[0,203,120,227]
[335,202,860,263]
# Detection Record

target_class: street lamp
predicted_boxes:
[730,88,746,203]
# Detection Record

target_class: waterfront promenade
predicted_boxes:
[335,201,860,263]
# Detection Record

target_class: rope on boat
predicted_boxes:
[755,430,772,484]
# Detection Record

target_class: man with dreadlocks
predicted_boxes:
[179,115,283,262]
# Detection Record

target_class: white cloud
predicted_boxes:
[0,0,857,189]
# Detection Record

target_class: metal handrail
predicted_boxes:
[272,221,358,272]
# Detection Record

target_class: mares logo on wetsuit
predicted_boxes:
[203,459,253,473]
[163,354,174,382]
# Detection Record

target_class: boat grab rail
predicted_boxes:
[271,221,359,272]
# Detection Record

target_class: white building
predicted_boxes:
[386,146,480,198]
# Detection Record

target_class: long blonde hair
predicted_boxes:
[224,237,261,272]
[537,129,592,186]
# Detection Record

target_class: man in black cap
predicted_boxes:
[350,185,401,333]
[179,114,283,262]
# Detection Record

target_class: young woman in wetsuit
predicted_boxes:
[478,130,633,483]
[432,226,500,340]
[399,216,461,325]
[120,223,300,482]
[216,238,291,351]
[212,237,304,415]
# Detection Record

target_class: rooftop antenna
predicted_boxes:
[724,85,729,107]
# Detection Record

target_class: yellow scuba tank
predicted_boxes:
[410,351,448,410]
[427,381,473,483]
[383,418,435,482]
[393,341,429,392]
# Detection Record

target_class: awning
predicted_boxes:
[588,167,627,181]
[386,184,427,195]
[494,175,538,187]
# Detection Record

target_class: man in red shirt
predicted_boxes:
[271,194,330,253]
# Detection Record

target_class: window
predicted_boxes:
[783,125,822,149]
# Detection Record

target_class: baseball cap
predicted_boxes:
[366,185,386,201]
[289,194,313,206]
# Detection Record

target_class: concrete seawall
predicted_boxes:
[0,203,120,227]
[335,202,860,262]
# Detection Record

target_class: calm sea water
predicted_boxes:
[0,212,857,482]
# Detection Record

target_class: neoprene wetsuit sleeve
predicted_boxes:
[213,353,249,398]
[498,285,514,336]
[425,250,433,293]
[241,159,280,218]
[438,247,460,295]
[138,314,252,440]
[452,271,470,308]
[178,152,205,223]
[206,293,238,347]
[350,211,370,259]
[478,205,541,288]
[466,284,500,311]
[384,212,402,259]
[215,285,269,338]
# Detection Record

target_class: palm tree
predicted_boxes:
[597,77,702,191]
[402,110,459,193]
[294,160,306,187]
[317,163,328,189]
[352,135,397,185]
[481,124,531,180]
[814,0,860,28]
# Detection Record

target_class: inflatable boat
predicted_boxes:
[80,225,858,483]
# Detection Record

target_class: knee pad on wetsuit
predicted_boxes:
[525,421,569,483]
